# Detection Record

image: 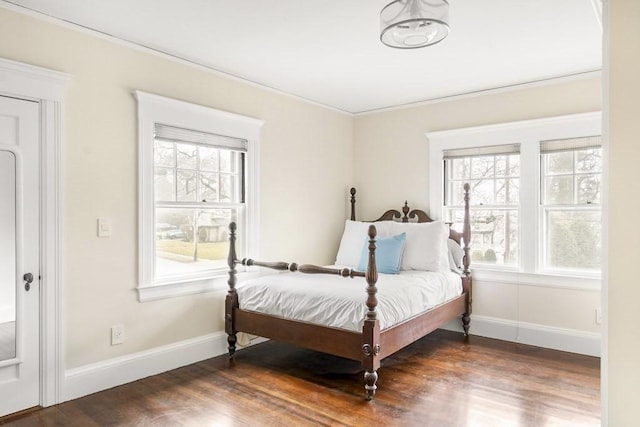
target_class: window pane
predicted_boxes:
[471,209,518,266]
[449,158,470,180]
[470,156,495,179]
[154,167,175,202]
[446,208,518,266]
[447,181,466,206]
[199,146,219,172]
[495,155,520,178]
[546,151,573,174]
[177,170,197,201]
[576,148,602,173]
[155,207,239,278]
[154,141,175,167]
[545,210,601,271]
[545,176,573,204]
[176,143,197,170]
[219,150,233,173]
[577,174,601,204]
[505,210,519,264]
[444,207,463,226]
[496,179,519,204]
[469,179,494,206]
[200,172,218,202]
[220,174,233,203]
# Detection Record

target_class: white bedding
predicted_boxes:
[236,267,462,332]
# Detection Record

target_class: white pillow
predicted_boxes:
[390,221,449,272]
[335,220,393,267]
[447,238,465,272]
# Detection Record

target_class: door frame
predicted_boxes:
[0,57,70,407]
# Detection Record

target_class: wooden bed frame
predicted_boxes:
[225,183,472,400]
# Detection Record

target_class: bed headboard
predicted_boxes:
[349,184,471,276]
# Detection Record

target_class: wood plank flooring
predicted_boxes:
[0,329,600,426]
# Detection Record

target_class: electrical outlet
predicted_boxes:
[595,308,602,325]
[111,324,125,345]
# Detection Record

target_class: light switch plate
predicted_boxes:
[98,218,111,237]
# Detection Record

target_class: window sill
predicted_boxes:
[137,270,261,302]
[471,267,601,291]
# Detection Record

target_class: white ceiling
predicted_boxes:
[4,0,602,114]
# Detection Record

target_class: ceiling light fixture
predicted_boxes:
[380,0,450,49]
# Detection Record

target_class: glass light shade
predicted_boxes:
[380,0,450,49]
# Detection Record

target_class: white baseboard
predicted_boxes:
[443,315,601,357]
[63,331,267,403]
[62,317,600,403]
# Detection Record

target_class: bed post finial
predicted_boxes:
[402,201,410,222]
[350,187,357,221]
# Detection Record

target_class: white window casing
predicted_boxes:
[427,111,602,289]
[135,91,263,301]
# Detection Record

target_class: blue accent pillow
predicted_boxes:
[357,232,406,274]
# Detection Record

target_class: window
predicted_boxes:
[153,125,246,279]
[540,136,602,272]
[444,145,520,267]
[136,91,263,301]
[428,112,602,284]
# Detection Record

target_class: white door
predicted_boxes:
[0,95,40,416]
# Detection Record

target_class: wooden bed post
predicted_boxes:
[225,222,239,358]
[362,225,380,400]
[350,187,356,221]
[461,183,472,336]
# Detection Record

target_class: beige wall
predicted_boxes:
[605,0,640,425]
[0,8,353,368]
[353,78,602,218]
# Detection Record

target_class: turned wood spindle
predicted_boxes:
[226,222,239,358]
[365,225,378,321]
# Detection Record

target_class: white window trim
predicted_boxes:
[427,111,602,290]
[135,91,263,301]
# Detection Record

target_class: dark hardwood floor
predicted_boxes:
[1,329,600,426]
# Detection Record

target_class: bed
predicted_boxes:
[225,183,471,400]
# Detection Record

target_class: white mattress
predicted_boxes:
[235,267,462,332]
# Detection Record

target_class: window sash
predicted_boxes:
[154,205,245,280]
[445,206,519,267]
[154,140,245,205]
[541,205,601,273]
[540,146,603,206]
[444,156,520,207]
